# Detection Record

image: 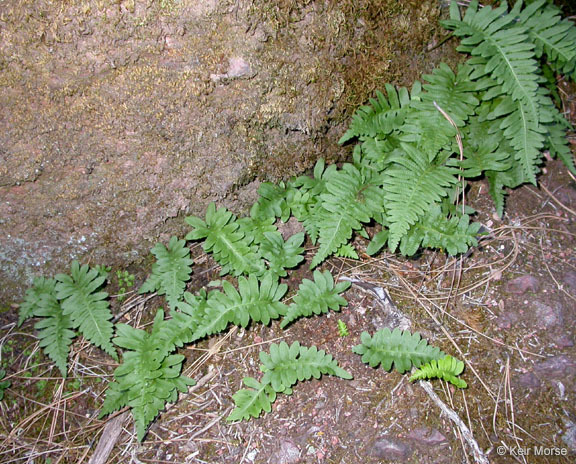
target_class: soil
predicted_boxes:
[0,1,575,464]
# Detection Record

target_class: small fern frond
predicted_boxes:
[101,309,196,441]
[228,342,351,421]
[281,271,350,328]
[34,294,75,377]
[227,377,277,422]
[399,206,482,256]
[421,63,479,127]
[310,163,384,268]
[518,0,576,80]
[186,204,265,276]
[55,261,116,359]
[383,143,460,252]
[238,215,277,246]
[410,355,467,388]
[259,231,305,277]
[194,273,288,339]
[546,114,576,174]
[453,117,513,178]
[486,95,545,184]
[139,236,193,309]
[339,84,413,144]
[443,1,540,105]
[335,244,359,259]
[250,182,292,222]
[260,341,353,393]
[18,277,57,327]
[353,328,445,374]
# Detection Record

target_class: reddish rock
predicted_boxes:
[504,275,540,294]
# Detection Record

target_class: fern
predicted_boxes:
[399,206,482,257]
[383,143,460,252]
[259,231,305,277]
[311,163,384,268]
[281,270,350,328]
[139,236,194,309]
[18,276,57,327]
[410,355,467,388]
[441,0,563,185]
[186,203,265,276]
[193,273,288,340]
[55,261,116,359]
[228,341,352,421]
[518,0,576,80]
[353,328,445,374]
[100,309,196,441]
[34,294,75,377]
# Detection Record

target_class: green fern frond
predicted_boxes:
[335,244,359,260]
[383,143,460,252]
[453,117,513,178]
[546,114,576,174]
[486,94,545,184]
[238,215,277,246]
[518,0,576,80]
[310,163,384,268]
[260,341,352,393]
[339,84,413,144]
[410,355,467,388]
[443,0,540,105]
[421,63,479,127]
[399,206,482,256]
[228,342,351,421]
[55,261,116,359]
[259,231,305,277]
[139,236,194,309]
[186,203,265,276]
[34,294,75,377]
[250,182,292,222]
[100,309,196,441]
[193,273,288,339]
[227,377,277,422]
[353,328,445,374]
[18,276,57,327]
[281,270,350,328]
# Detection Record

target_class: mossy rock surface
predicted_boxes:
[0,0,453,303]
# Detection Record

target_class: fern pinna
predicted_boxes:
[228,341,352,421]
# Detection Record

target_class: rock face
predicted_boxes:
[0,0,446,303]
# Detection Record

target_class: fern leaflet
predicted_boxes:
[55,261,116,359]
[383,143,460,252]
[100,309,196,441]
[139,236,194,309]
[186,203,265,276]
[18,277,57,327]
[518,0,576,80]
[193,273,288,340]
[34,294,75,377]
[259,231,305,277]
